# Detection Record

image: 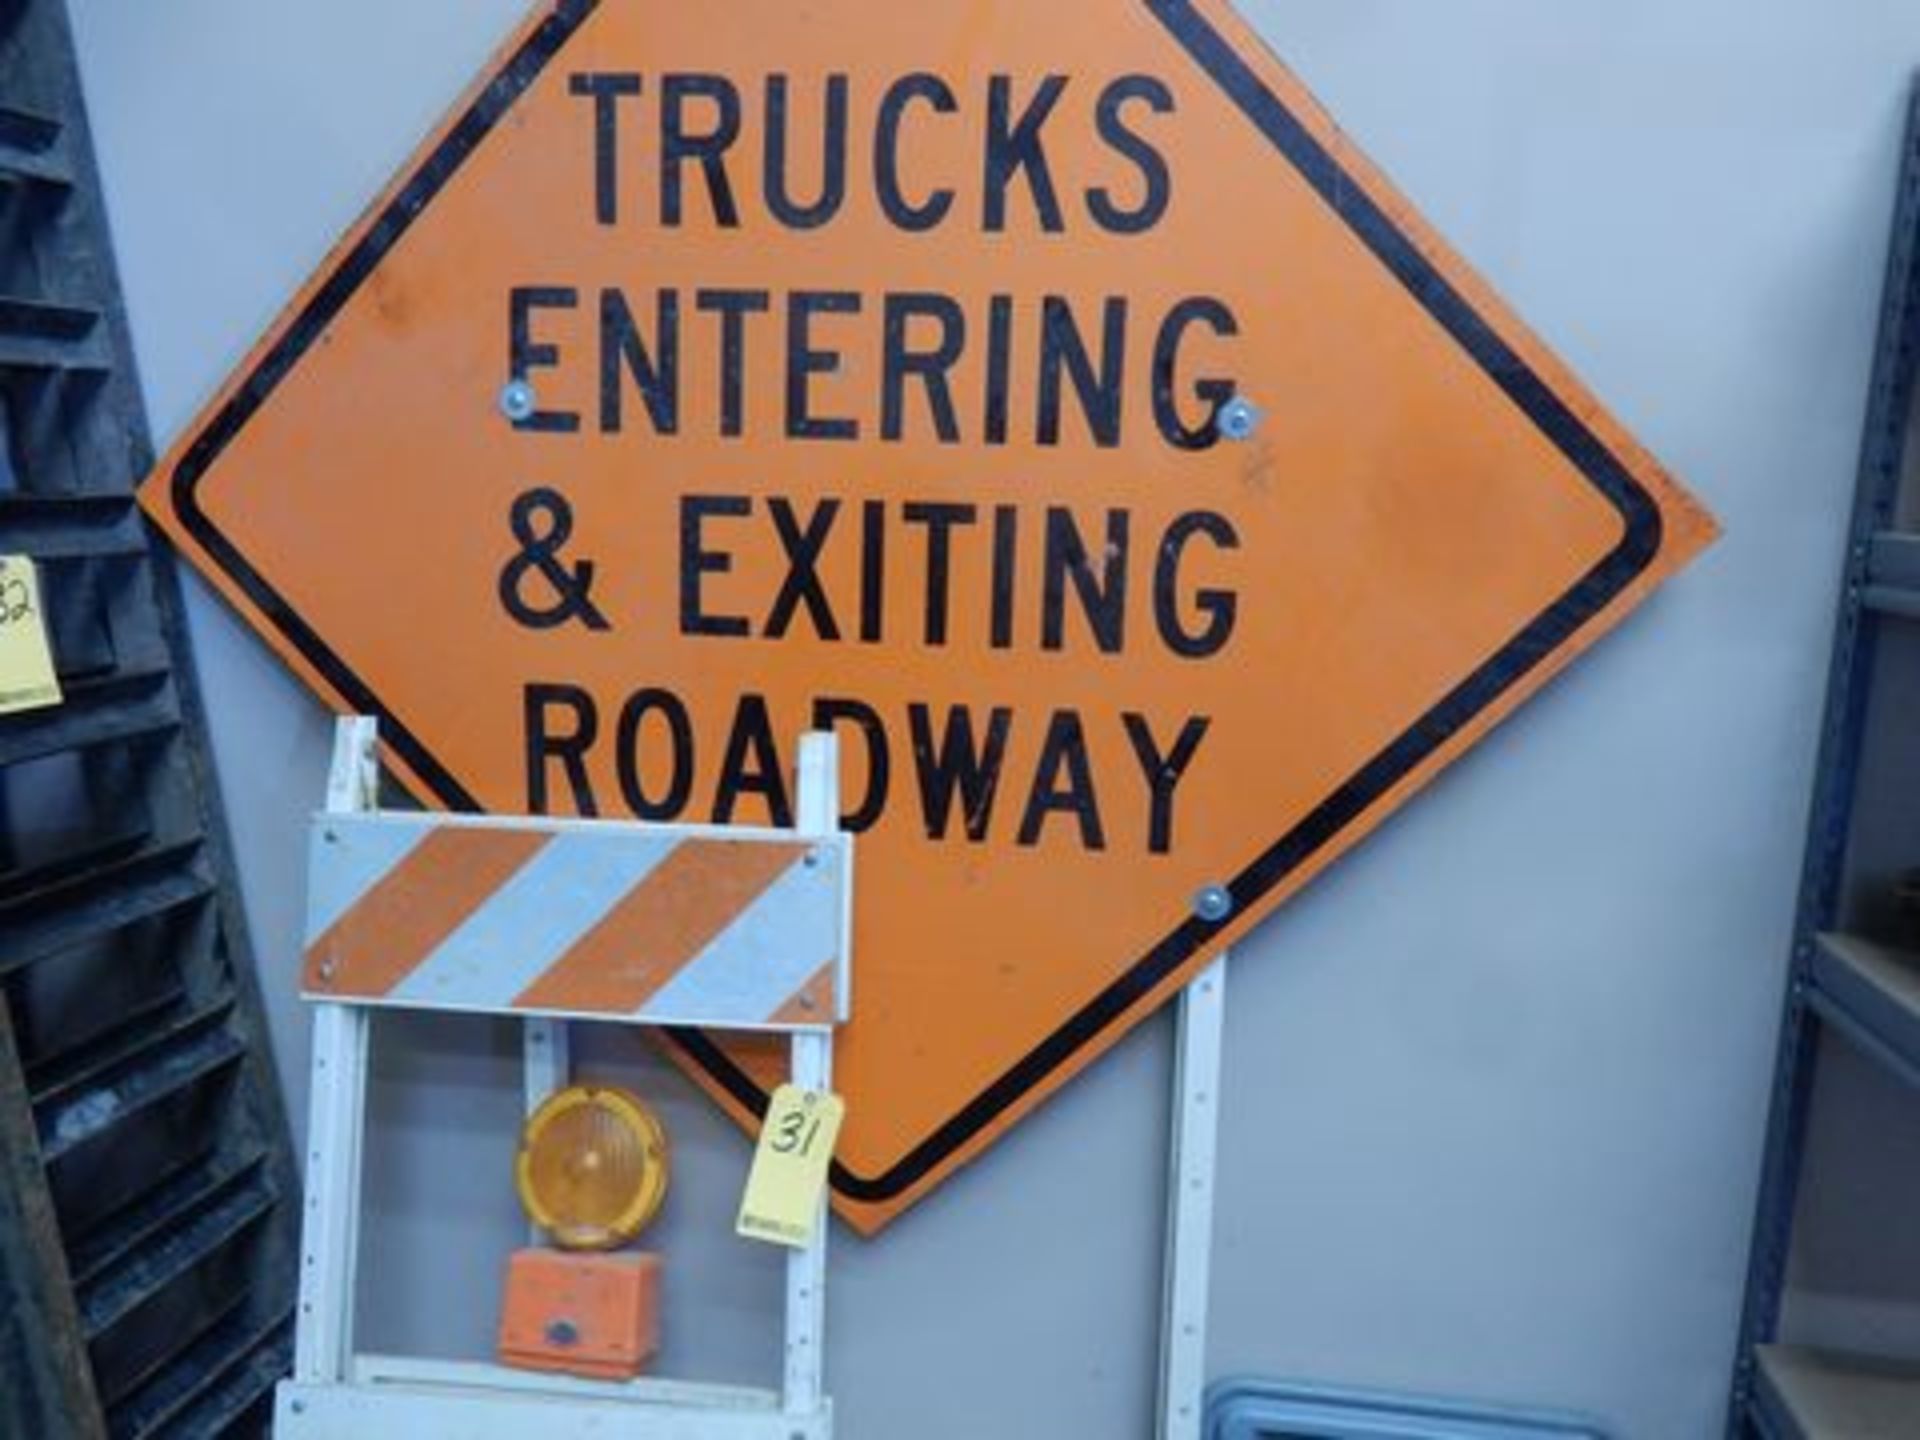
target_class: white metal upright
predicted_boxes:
[292,715,378,1385]
[522,1017,571,1244]
[784,733,839,1415]
[1156,952,1229,1440]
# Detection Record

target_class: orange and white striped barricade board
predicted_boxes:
[279,717,849,1440]
[302,816,848,1029]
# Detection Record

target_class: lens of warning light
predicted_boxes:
[516,1084,669,1251]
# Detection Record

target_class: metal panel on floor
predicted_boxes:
[1205,1379,1607,1440]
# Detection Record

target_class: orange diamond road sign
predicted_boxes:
[140,0,1716,1231]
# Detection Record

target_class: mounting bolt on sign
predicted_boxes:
[1214,395,1260,442]
[136,0,1718,1233]
[498,377,537,423]
[1193,886,1235,924]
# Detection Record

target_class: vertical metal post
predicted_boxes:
[523,1021,571,1114]
[521,1019,570,1245]
[783,733,838,1419]
[293,718,379,1383]
[518,686,570,1110]
[523,1021,571,1117]
[1157,952,1228,1440]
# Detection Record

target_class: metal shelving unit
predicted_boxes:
[0,4,301,1437]
[1728,79,1920,1438]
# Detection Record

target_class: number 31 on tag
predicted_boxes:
[736,1084,845,1249]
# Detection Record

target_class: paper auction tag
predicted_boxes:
[0,556,60,715]
[736,1084,845,1249]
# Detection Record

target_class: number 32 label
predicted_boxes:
[736,1084,845,1249]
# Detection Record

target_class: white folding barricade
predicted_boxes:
[277,717,851,1440]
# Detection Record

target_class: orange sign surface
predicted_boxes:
[140,0,1716,1231]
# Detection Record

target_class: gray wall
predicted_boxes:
[63,2,1920,1435]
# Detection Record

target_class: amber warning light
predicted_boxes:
[501,1084,670,1380]
[516,1083,670,1250]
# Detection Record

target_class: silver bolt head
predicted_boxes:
[1193,885,1234,923]
[1216,395,1261,442]
[499,378,537,423]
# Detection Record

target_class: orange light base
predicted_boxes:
[497,1248,661,1381]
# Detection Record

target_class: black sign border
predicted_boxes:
[165,0,1664,1207]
